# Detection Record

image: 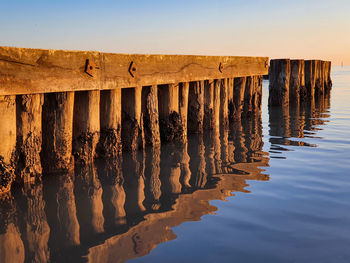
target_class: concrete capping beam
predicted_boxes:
[0,46,269,96]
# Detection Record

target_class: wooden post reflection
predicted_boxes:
[231,118,247,163]
[97,160,126,228]
[144,147,162,211]
[123,151,146,216]
[188,135,207,189]
[0,195,25,263]
[220,129,229,173]
[74,164,104,242]
[179,143,191,189]
[160,144,182,195]
[43,172,80,256]
[16,183,50,263]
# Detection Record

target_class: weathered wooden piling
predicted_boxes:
[290,60,305,104]
[188,81,204,134]
[220,79,229,127]
[315,60,325,98]
[243,76,254,115]
[122,87,144,152]
[253,75,263,112]
[324,61,332,93]
[42,92,75,173]
[213,79,221,131]
[232,77,246,120]
[0,96,16,192]
[179,82,189,138]
[73,90,100,164]
[203,80,215,130]
[99,89,122,160]
[158,84,185,143]
[269,59,291,107]
[142,85,161,147]
[15,94,44,182]
[203,79,221,131]
[227,78,234,121]
[305,60,317,101]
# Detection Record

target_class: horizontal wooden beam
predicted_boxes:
[0,46,269,95]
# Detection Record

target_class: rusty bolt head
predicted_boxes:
[128,61,137,78]
[219,62,224,73]
[85,59,99,77]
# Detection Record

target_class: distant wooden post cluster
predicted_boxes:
[0,46,268,194]
[268,59,332,106]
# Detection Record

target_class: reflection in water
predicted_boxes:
[268,93,331,157]
[0,93,331,263]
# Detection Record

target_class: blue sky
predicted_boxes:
[1,0,349,64]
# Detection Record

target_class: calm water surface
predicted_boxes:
[1,67,350,263]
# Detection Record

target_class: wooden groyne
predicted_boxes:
[0,46,268,194]
[268,59,332,106]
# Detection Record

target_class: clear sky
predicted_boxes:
[1,0,349,65]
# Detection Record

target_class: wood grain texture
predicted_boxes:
[0,46,268,95]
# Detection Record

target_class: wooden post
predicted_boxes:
[188,81,204,134]
[269,59,291,107]
[121,86,144,152]
[305,60,317,101]
[99,89,122,160]
[42,92,75,173]
[179,82,189,139]
[324,61,332,93]
[15,94,44,183]
[290,60,304,105]
[204,80,215,130]
[73,90,100,164]
[315,60,325,98]
[253,76,263,112]
[243,76,254,116]
[227,78,235,121]
[142,85,161,147]
[158,83,185,143]
[220,78,229,127]
[232,77,246,120]
[213,79,221,132]
[0,95,16,193]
